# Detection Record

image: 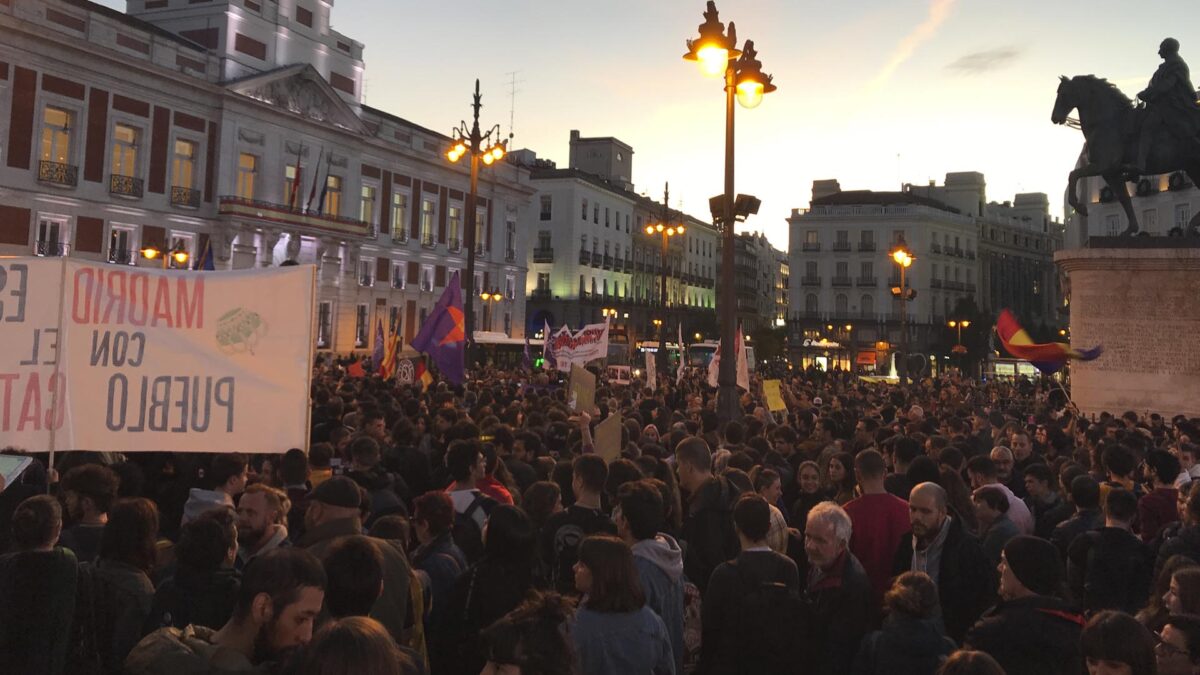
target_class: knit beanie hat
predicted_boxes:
[1003,536,1061,596]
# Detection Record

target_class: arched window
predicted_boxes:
[861,294,874,318]
[835,294,848,316]
[805,293,818,315]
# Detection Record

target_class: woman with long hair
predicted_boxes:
[434,505,543,675]
[522,481,563,536]
[571,535,674,675]
[853,572,956,675]
[826,452,858,505]
[1139,556,1200,632]
[938,466,980,535]
[1081,610,1158,675]
[1164,567,1200,616]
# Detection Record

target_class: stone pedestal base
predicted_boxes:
[1055,242,1200,420]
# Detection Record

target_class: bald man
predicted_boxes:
[893,482,996,643]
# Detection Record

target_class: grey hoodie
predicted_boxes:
[181,488,234,526]
[633,534,685,673]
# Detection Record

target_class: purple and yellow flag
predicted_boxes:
[996,309,1101,374]
[411,271,465,384]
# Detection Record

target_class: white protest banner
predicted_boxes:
[645,349,657,391]
[0,257,315,453]
[546,321,609,371]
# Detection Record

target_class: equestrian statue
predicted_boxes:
[1052,38,1200,236]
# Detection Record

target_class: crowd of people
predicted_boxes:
[2,359,1200,675]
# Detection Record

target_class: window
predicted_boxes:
[1177,203,1192,229]
[539,195,552,220]
[41,107,72,164]
[354,304,369,348]
[172,139,196,188]
[537,230,551,250]
[323,175,342,215]
[537,272,550,291]
[111,124,138,177]
[388,306,401,335]
[1142,209,1158,232]
[36,216,68,256]
[1105,215,1120,236]
[420,199,436,245]
[391,261,406,289]
[420,265,433,292]
[860,261,873,279]
[358,257,374,287]
[503,312,511,337]
[861,294,874,317]
[892,229,906,244]
[448,206,462,249]
[360,185,376,224]
[108,225,137,264]
[317,301,332,348]
[605,207,610,227]
[625,214,629,233]
[931,263,939,280]
[836,230,848,244]
[505,275,515,300]
[593,204,599,224]
[476,207,487,253]
[505,220,516,259]
[237,153,257,199]
[805,293,818,314]
[835,261,848,277]
[391,193,408,240]
[582,198,588,220]
[805,261,817,276]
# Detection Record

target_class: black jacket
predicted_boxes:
[433,555,542,675]
[346,466,410,525]
[964,595,1084,675]
[1067,527,1153,614]
[682,475,744,592]
[852,613,956,675]
[893,517,996,644]
[700,550,802,675]
[1050,508,1103,559]
[0,548,79,675]
[142,567,239,634]
[807,552,875,675]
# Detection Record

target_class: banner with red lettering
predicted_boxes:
[0,258,315,453]
[545,321,610,372]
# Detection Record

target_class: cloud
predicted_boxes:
[869,0,957,89]
[946,47,1023,75]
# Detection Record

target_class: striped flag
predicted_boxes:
[379,315,402,380]
[996,309,1101,374]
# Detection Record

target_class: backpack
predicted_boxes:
[1082,530,1154,613]
[453,493,496,564]
[731,555,811,675]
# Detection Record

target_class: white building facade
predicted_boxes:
[0,0,534,354]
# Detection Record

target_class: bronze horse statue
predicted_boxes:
[1052,74,1200,236]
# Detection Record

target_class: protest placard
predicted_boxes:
[568,364,596,413]
[594,411,622,464]
[0,258,314,453]
[763,379,788,412]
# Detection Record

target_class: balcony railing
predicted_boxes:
[931,278,943,288]
[591,254,602,268]
[358,274,375,288]
[530,288,551,299]
[801,242,821,252]
[447,237,461,252]
[34,240,70,257]
[856,276,877,287]
[930,243,943,253]
[602,254,613,269]
[858,241,876,252]
[421,232,436,248]
[392,229,409,244]
[831,276,852,287]
[832,241,851,252]
[533,247,554,263]
[505,248,516,262]
[108,248,137,265]
[966,250,976,260]
[475,243,486,255]
[951,247,963,257]
[170,186,200,209]
[579,250,591,265]
[966,283,977,293]
[109,174,143,198]
[38,160,78,187]
[801,275,821,286]
[945,280,965,291]
[219,196,373,238]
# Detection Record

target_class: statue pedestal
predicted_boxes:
[1055,240,1200,420]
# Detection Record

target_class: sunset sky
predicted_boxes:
[103,0,1200,249]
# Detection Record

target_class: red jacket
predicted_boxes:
[844,491,911,600]
[1139,487,1178,542]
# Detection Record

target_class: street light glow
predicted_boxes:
[140,245,161,260]
[696,45,730,76]
[735,79,764,108]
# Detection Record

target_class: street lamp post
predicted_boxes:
[446,79,508,378]
[948,319,971,347]
[645,182,684,377]
[889,235,914,384]
[684,1,775,423]
[479,288,503,332]
[140,243,190,270]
